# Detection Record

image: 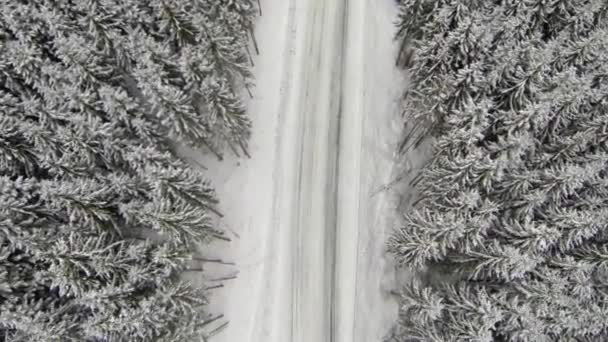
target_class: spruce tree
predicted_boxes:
[389,0,608,341]
[0,0,258,340]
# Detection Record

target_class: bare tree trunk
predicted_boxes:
[409,171,424,187]
[396,36,408,67]
[202,203,224,218]
[403,48,414,68]
[411,195,426,208]
[399,121,422,153]
[257,0,262,16]
[227,141,241,157]
[249,25,259,55]
[209,274,238,282]
[201,315,224,327]
[202,139,223,161]
[191,257,236,266]
[208,322,229,337]
[413,131,426,148]
[184,155,208,170]
[246,45,255,67]
[239,140,251,158]
[205,284,224,291]
[213,234,231,242]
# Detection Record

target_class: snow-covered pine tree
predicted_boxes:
[0,0,259,340]
[389,0,608,341]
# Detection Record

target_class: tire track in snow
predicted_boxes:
[289,1,345,341]
[248,0,298,340]
[256,0,356,340]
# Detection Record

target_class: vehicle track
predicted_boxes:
[289,0,346,341]
[258,0,361,340]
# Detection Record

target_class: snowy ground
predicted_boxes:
[179,1,422,341]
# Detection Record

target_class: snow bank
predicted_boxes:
[178,0,294,340]
[350,1,434,341]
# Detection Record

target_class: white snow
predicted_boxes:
[178,0,292,340]
[348,0,407,340]
[350,1,434,341]
[178,0,432,341]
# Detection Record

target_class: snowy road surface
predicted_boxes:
[183,0,409,341]
[276,0,345,341]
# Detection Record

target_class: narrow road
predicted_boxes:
[267,0,364,341]
[289,0,345,341]
[202,0,401,341]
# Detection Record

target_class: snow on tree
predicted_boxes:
[388,0,608,341]
[0,0,258,340]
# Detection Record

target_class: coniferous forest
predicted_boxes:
[0,0,257,340]
[6,0,608,340]
[389,0,608,341]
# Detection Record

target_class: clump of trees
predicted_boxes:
[388,0,608,340]
[0,0,258,340]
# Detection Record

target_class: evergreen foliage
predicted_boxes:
[0,0,257,340]
[389,0,608,340]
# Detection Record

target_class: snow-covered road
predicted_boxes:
[276,0,345,339]
[184,1,409,341]
[270,0,363,340]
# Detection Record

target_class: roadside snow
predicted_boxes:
[350,0,408,341]
[350,2,435,341]
[178,0,294,340]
